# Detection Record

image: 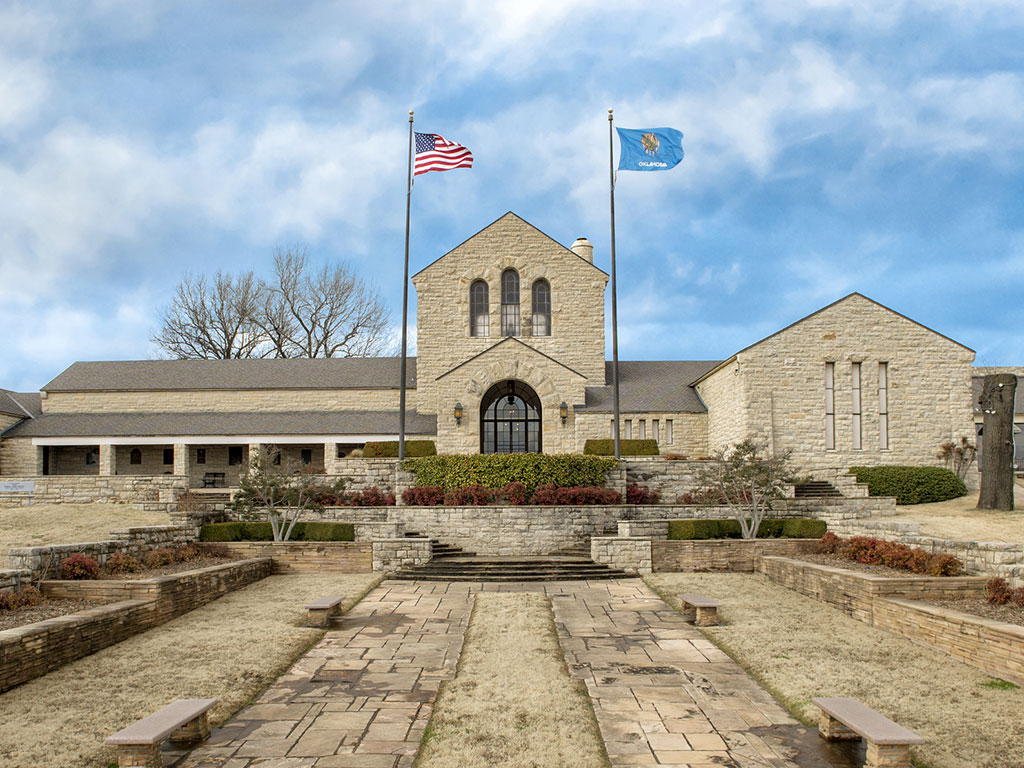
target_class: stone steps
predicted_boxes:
[392,555,630,582]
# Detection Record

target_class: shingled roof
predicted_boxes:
[580,361,721,413]
[0,390,42,419]
[972,374,1024,416]
[42,358,417,392]
[4,410,436,438]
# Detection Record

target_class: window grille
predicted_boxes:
[531,280,551,336]
[500,270,520,336]
[879,362,889,450]
[470,280,489,337]
[852,363,862,450]
[825,363,835,450]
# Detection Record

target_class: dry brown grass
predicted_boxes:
[0,503,170,552]
[645,572,1024,768]
[417,592,608,768]
[886,485,1024,545]
[0,571,381,768]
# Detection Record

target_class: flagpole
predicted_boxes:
[399,110,414,461]
[608,109,621,461]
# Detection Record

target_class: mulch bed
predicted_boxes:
[97,556,238,580]
[922,598,1024,628]
[0,597,120,632]
[794,553,921,578]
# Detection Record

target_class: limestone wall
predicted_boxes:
[42,386,415,414]
[0,475,187,509]
[695,362,747,452]
[219,542,373,573]
[0,438,39,476]
[573,412,708,456]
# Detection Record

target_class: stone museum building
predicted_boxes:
[0,212,1015,487]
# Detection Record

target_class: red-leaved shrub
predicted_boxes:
[529,484,622,505]
[821,534,963,576]
[626,483,660,505]
[103,552,142,575]
[500,482,528,506]
[402,485,446,506]
[0,585,43,611]
[59,553,100,580]
[348,486,396,506]
[985,577,1024,605]
[142,548,176,569]
[174,544,202,562]
[199,543,232,559]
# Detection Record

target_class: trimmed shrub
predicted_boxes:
[302,522,355,542]
[200,522,243,541]
[402,486,446,506]
[402,454,617,494]
[59,553,100,580]
[626,483,660,504]
[848,466,968,504]
[0,585,43,611]
[501,481,528,506]
[363,440,436,457]
[668,518,822,540]
[529,484,622,505]
[583,439,660,456]
[143,548,176,569]
[668,519,726,540]
[443,484,497,506]
[103,552,142,575]
[781,519,827,539]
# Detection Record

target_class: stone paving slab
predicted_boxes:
[178,579,858,768]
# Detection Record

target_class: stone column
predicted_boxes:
[34,446,45,476]
[247,443,263,464]
[173,443,191,478]
[98,444,117,476]
[324,441,339,474]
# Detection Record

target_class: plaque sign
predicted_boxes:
[0,481,34,493]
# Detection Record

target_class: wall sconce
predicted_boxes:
[560,401,568,425]
[454,402,463,426]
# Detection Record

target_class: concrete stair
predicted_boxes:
[391,554,631,582]
[794,480,842,498]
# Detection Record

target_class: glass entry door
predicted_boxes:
[480,380,542,453]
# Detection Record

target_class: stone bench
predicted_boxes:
[106,698,217,768]
[812,697,924,768]
[678,593,720,626]
[304,595,345,627]
[201,472,226,488]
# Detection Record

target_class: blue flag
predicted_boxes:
[616,127,684,171]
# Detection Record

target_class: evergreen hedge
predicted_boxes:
[401,454,617,494]
[667,518,826,540]
[199,521,354,542]
[583,439,660,456]
[362,440,436,457]
[848,466,967,504]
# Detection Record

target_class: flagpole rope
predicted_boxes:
[399,110,414,461]
[608,108,621,461]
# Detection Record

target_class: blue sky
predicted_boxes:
[2,1,1023,391]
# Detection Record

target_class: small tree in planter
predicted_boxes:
[232,445,323,541]
[693,439,799,539]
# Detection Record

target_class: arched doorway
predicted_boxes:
[480,380,542,453]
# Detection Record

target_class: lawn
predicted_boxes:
[418,591,608,768]
[0,503,171,552]
[646,572,1024,768]
[0,571,381,768]
[885,483,1024,545]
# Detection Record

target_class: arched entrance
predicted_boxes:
[480,380,542,453]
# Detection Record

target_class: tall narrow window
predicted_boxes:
[666,419,674,445]
[130,448,142,465]
[851,362,862,450]
[470,280,489,337]
[501,270,520,336]
[652,419,660,444]
[163,448,174,465]
[825,362,835,450]
[879,362,889,450]
[638,419,646,439]
[531,280,551,336]
[624,419,632,440]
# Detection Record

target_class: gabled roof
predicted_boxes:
[580,361,720,413]
[972,373,1024,416]
[0,390,41,419]
[692,293,974,386]
[412,212,608,279]
[435,337,588,382]
[42,358,416,392]
[4,410,437,438]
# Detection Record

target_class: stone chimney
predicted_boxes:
[570,237,594,263]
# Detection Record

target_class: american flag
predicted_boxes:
[414,133,473,176]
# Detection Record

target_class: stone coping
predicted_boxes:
[41,557,270,589]
[760,555,987,587]
[0,598,148,640]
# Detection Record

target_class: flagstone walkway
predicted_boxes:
[178,579,858,768]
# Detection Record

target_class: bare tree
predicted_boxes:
[255,247,391,358]
[693,439,799,539]
[232,445,323,541]
[153,248,391,359]
[152,271,263,359]
[937,436,977,482]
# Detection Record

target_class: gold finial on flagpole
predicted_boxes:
[409,110,414,121]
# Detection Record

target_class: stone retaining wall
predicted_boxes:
[8,525,194,580]
[759,556,987,623]
[0,568,32,593]
[828,518,1024,584]
[651,539,818,573]
[591,537,652,575]
[873,597,1024,685]
[372,539,432,573]
[218,542,372,573]
[0,557,271,693]
[0,475,188,510]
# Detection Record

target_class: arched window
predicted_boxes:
[531,279,551,336]
[500,269,520,336]
[480,380,542,453]
[470,280,489,337]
